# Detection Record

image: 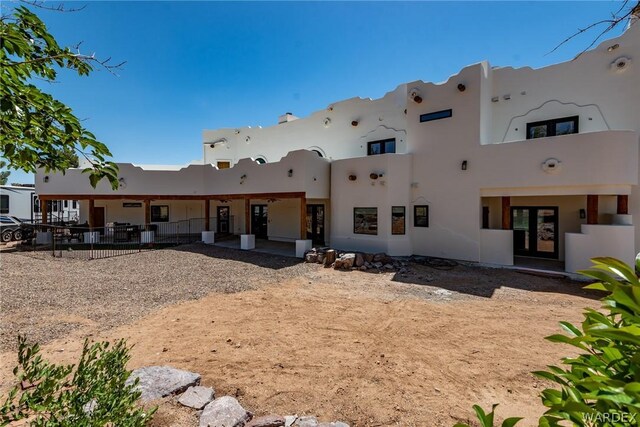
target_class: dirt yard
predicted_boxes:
[0,245,599,426]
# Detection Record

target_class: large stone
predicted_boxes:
[284,415,298,427]
[178,386,215,410]
[199,396,251,427]
[246,415,286,427]
[127,366,201,402]
[294,416,318,427]
[333,258,343,269]
[339,253,355,269]
[324,250,336,267]
[372,253,386,263]
[317,423,349,427]
[364,253,374,263]
[305,253,318,263]
[354,253,364,267]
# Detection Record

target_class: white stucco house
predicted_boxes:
[36,23,639,272]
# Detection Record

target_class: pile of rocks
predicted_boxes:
[304,248,407,273]
[126,366,350,427]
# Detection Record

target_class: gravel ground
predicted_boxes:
[0,243,594,353]
[0,244,311,351]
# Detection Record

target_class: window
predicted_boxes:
[391,206,405,235]
[367,138,396,156]
[33,196,40,213]
[526,116,579,139]
[255,157,266,164]
[217,161,231,169]
[354,207,378,235]
[0,195,8,214]
[414,205,429,227]
[63,200,68,208]
[151,205,169,222]
[72,201,77,209]
[420,109,452,123]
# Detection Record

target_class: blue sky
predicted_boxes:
[6,1,629,184]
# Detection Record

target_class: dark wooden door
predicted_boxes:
[217,206,230,234]
[306,204,325,245]
[93,207,105,233]
[251,205,268,239]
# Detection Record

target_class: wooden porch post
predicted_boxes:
[300,196,307,239]
[144,199,151,227]
[40,197,49,225]
[88,199,95,228]
[501,196,511,230]
[244,197,251,234]
[204,199,210,231]
[587,195,599,224]
[617,195,629,215]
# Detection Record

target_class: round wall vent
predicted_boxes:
[610,56,631,73]
[542,158,562,174]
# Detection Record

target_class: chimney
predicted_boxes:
[278,112,299,124]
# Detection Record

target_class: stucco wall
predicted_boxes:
[566,224,635,273]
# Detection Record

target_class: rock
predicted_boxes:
[127,366,201,402]
[364,253,374,263]
[324,250,336,267]
[333,258,343,269]
[372,262,383,269]
[178,386,215,410]
[246,415,286,427]
[317,423,349,427]
[305,253,318,263]
[316,254,325,263]
[284,415,298,427]
[354,253,364,267]
[340,253,355,269]
[358,265,367,271]
[295,416,318,427]
[372,253,386,263]
[199,396,251,427]
[384,263,394,270]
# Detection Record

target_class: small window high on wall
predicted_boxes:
[151,205,169,222]
[0,195,9,214]
[526,116,579,139]
[414,205,429,227]
[367,138,396,156]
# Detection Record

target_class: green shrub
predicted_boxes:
[0,337,155,426]
[455,256,640,427]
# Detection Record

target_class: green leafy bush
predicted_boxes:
[455,256,640,427]
[0,337,155,426]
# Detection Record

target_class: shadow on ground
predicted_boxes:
[169,243,301,270]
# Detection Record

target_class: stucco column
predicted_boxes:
[617,195,629,215]
[144,199,151,227]
[40,197,48,225]
[587,195,599,225]
[501,196,511,230]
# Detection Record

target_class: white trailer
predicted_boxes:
[0,185,80,223]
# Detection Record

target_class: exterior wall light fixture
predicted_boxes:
[288,169,293,177]
[43,176,49,183]
[409,88,422,104]
[461,160,468,171]
[370,173,379,180]
[351,120,359,127]
[607,43,619,52]
[348,174,357,181]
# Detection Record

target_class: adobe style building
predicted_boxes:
[36,23,639,272]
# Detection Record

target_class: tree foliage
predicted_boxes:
[0,160,10,185]
[455,256,640,427]
[0,336,155,426]
[0,5,119,189]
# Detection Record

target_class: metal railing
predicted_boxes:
[17,216,235,260]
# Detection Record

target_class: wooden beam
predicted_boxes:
[41,199,49,225]
[36,191,306,201]
[617,195,629,215]
[587,195,598,224]
[204,200,210,231]
[88,199,95,228]
[501,196,511,230]
[300,197,307,239]
[144,199,151,226]
[244,197,251,234]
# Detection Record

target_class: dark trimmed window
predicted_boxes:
[0,195,9,214]
[526,116,579,139]
[367,138,396,156]
[151,205,169,222]
[420,109,452,123]
[414,205,429,227]
[392,206,405,235]
[354,207,378,235]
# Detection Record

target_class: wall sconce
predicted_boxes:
[118,177,126,188]
[287,169,293,177]
[240,174,247,179]
[351,120,359,127]
[461,160,468,171]
[457,83,466,92]
[413,95,422,104]
[348,174,357,181]
[579,209,586,219]
[369,173,379,180]
[43,176,49,183]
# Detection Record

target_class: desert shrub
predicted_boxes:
[455,256,640,427]
[0,337,155,426]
